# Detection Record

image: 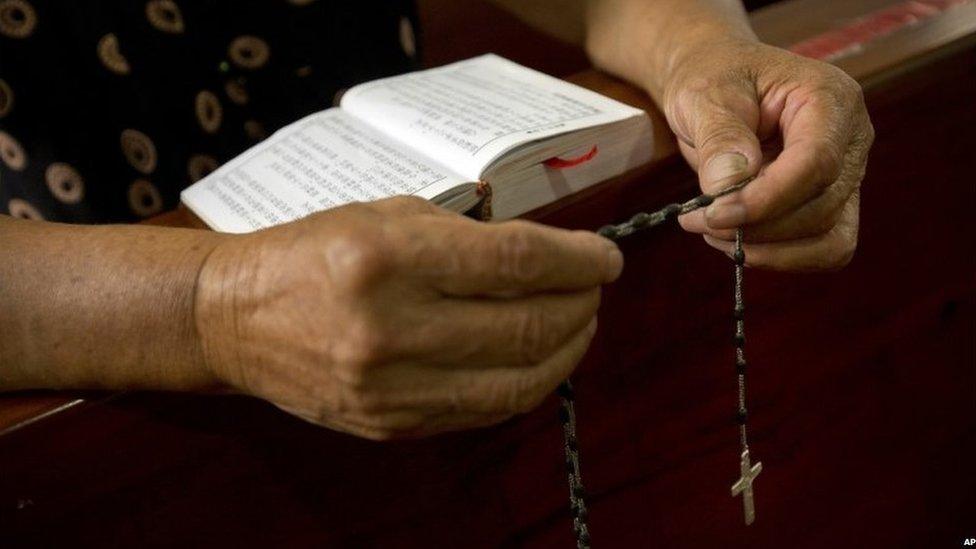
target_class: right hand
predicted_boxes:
[195,196,623,440]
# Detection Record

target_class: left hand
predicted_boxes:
[662,38,874,271]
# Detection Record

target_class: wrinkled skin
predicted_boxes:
[666,39,875,271]
[196,196,623,440]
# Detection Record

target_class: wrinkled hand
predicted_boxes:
[662,39,874,271]
[195,196,622,440]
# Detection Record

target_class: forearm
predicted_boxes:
[0,215,227,392]
[584,0,756,102]
[491,0,756,103]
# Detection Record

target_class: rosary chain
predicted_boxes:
[556,176,757,547]
[733,227,751,451]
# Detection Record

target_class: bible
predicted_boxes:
[181,54,653,231]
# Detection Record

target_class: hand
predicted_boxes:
[194,196,622,440]
[662,39,875,271]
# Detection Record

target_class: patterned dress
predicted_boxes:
[0,0,419,223]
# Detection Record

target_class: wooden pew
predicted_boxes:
[2,1,974,546]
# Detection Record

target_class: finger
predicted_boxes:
[451,316,597,414]
[379,317,597,415]
[702,190,860,272]
[399,217,623,296]
[728,88,861,229]
[671,83,766,233]
[682,114,869,242]
[679,168,850,242]
[680,132,784,173]
[671,78,762,193]
[410,288,601,369]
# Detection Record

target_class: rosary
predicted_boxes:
[557,176,762,548]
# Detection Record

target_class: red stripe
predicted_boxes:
[789,0,971,61]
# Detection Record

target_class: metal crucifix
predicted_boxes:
[730,448,763,525]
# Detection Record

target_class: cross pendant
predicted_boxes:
[730,448,763,525]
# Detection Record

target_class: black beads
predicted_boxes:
[629,211,653,228]
[693,194,715,208]
[557,381,575,401]
[736,357,747,375]
[558,406,571,424]
[734,332,746,346]
[733,248,745,265]
[662,203,683,222]
[736,409,749,424]
[597,225,620,240]
[733,305,745,320]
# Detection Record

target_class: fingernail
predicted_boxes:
[607,247,624,280]
[702,152,748,188]
[705,200,748,229]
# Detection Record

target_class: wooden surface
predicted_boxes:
[2,0,975,547]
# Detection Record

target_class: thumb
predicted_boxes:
[692,105,762,194]
[686,102,762,229]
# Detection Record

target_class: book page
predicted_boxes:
[340,54,645,180]
[181,109,466,233]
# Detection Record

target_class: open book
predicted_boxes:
[181,54,653,232]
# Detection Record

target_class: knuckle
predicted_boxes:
[324,229,393,294]
[812,140,844,188]
[497,224,542,285]
[845,76,866,105]
[862,117,876,147]
[824,231,858,270]
[331,315,390,373]
[817,63,859,97]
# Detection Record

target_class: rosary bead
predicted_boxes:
[695,194,715,208]
[736,409,748,424]
[733,248,745,265]
[736,357,747,374]
[579,531,591,545]
[573,486,587,500]
[733,305,745,320]
[597,225,620,240]
[629,212,652,228]
[567,437,579,452]
[663,203,683,221]
[558,406,571,424]
[734,333,746,346]
[557,382,575,401]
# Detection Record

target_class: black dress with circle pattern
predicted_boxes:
[0,0,420,223]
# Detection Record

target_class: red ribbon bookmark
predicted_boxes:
[544,145,599,169]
